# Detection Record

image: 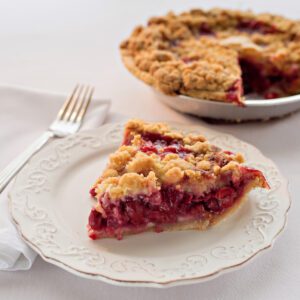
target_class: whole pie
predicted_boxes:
[120,9,300,105]
[88,120,269,240]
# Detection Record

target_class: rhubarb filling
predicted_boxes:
[236,20,282,34]
[239,58,300,99]
[88,166,263,240]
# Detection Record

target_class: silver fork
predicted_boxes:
[0,84,94,193]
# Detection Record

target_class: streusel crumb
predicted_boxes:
[93,119,246,200]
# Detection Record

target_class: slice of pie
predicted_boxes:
[88,120,269,240]
[120,9,300,105]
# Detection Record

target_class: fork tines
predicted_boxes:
[57,84,94,123]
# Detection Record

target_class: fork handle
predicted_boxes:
[0,131,54,193]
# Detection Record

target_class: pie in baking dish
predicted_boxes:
[120,9,300,105]
[88,120,269,240]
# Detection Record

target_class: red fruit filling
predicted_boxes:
[237,20,281,34]
[124,131,175,146]
[198,23,214,35]
[226,79,244,105]
[90,187,97,197]
[88,167,266,239]
[124,131,192,158]
[264,91,280,99]
[239,58,300,99]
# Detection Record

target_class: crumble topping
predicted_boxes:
[120,8,300,103]
[96,171,159,200]
[125,118,184,138]
[93,120,246,200]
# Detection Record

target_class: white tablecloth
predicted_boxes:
[0,0,300,299]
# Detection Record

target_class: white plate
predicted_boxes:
[9,123,290,287]
[151,88,300,122]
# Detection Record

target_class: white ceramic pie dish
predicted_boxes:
[150,88,300,122]
[9,123,290,287]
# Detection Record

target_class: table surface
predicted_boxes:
[1,0,300,299]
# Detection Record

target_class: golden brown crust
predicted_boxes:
[120,8,300,102]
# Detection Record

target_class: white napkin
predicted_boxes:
[0,85,110,270]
